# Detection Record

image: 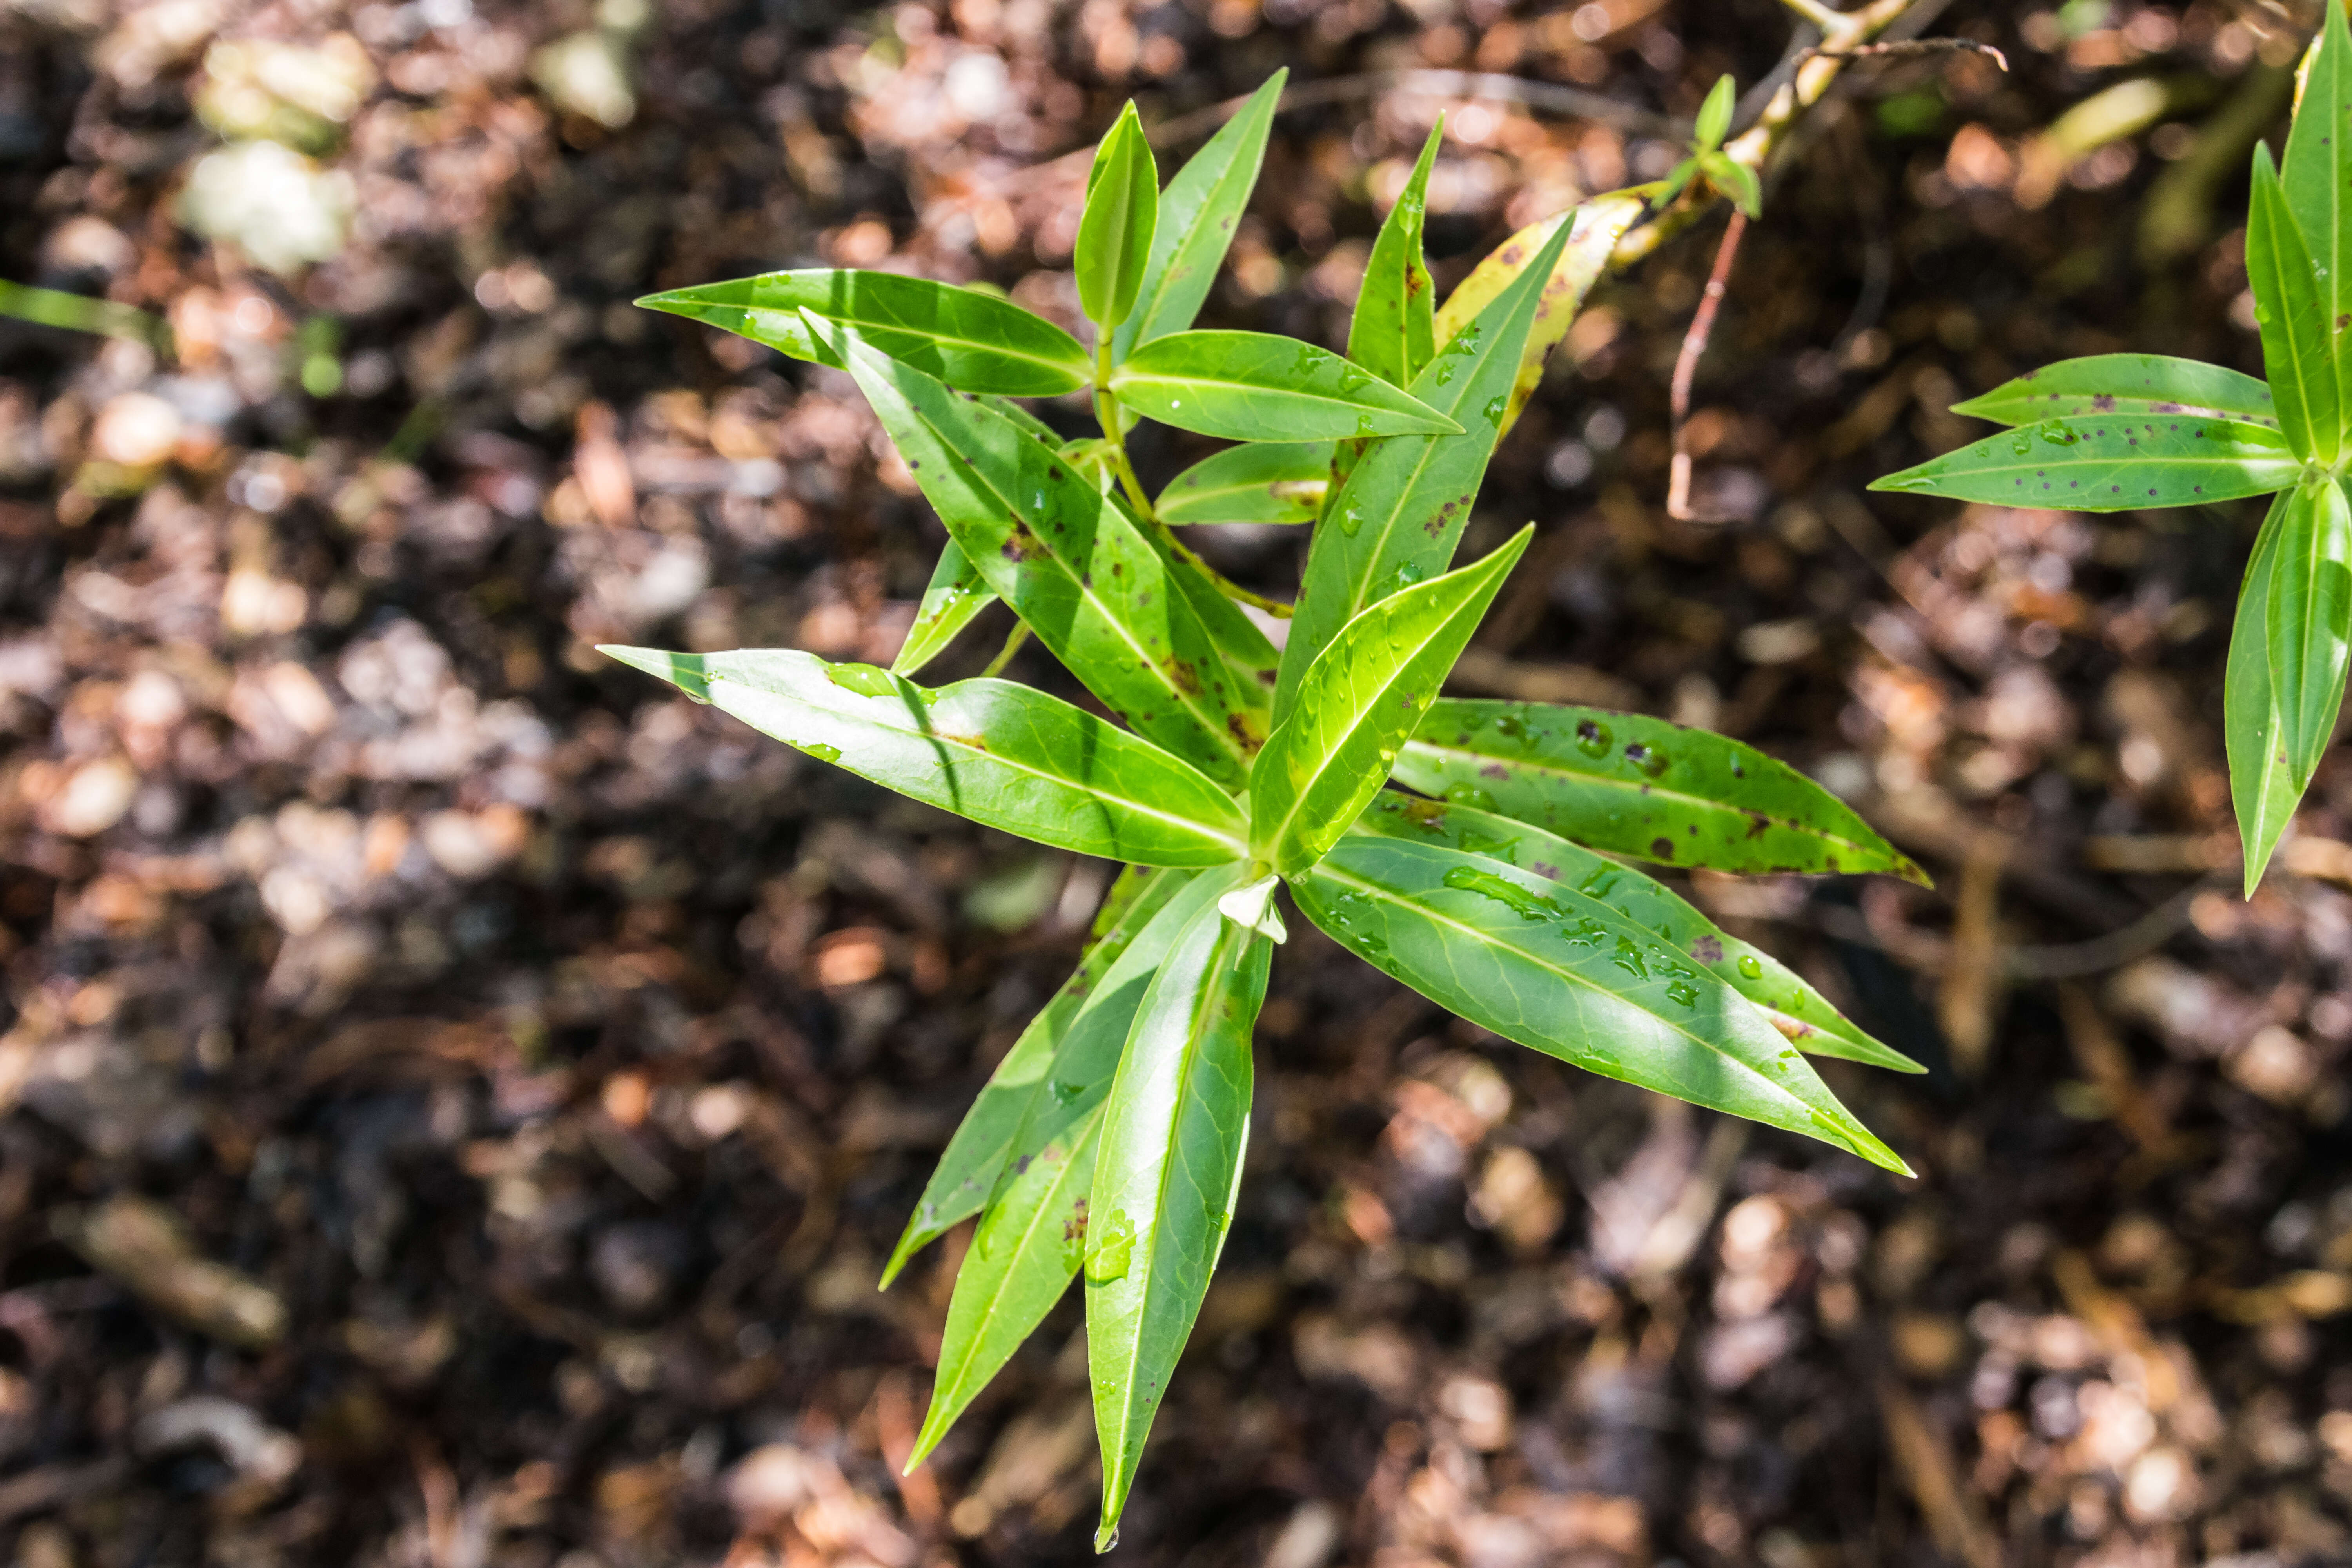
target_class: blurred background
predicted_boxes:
[2,0,2348,1563]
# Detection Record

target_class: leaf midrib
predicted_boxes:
[714,671,1245,855]
[2254,178,2333,456]
[1114,359,1437,421]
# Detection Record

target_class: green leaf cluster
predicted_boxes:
[619,75,1920,1550]
[1874,0,2352,895]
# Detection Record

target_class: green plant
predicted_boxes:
[611,72,1926,1550]
[1874,0,2352,897]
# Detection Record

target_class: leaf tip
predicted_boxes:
[598,645,711,701]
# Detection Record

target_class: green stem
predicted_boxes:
[1153,522,1294,619]
[980,623,1032,678]
[1094,343,1157,521]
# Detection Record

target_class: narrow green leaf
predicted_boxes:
[599,647,1250,865]
[1392,698,1925,882]
[1354,793,1922,1073]
[1156,440,1333,526]
[906,865,1245,1466]
[1431,191,1646,441]
[882,868,1189,1290]
[2282,0,2352,431]
[1949,354,2279,430]
[1292,834,1910,1173]
[1087,894,1270,1552]
[892,542,994,676]
[2267,476,2352,786]
[2248,141,2341,465]
[1104,486,1280,690]
[1077,103,1159,332]
[1251,527,1532,877]
[1111,71,1286,361]
[1347,119,1442,389]
[2229,492,2304,893]
[1694,75,1736,152]
[1703,153,1762,219]
[1869,412,2299,511]
[1276,216,1578,724]
[1110,330,1463,441]
[827,324,1261,784]
[637,270,1090,397]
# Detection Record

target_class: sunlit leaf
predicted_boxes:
[1087,893,1270,1552]
[2248,141,2341,465]
[1155,440,1332,526]
[1392,698,1926,882]
[1078,103,1160,332]
[1112,72,1285,361]
[1702,152,1762,218]
[637,269,1089,397]
[2282,0,2352,432]
[1291,834,1909,1172]
[2266,476,2352,787]
[1354,792,1922,1072]
[1110,330,1463,441]
[2229,493,2304,893]
[882,868,1190,1289]
[1275,219,1577,723]
[1949,354,2278,430]
[600,647,1250,865]
[1694,74,1736,152]
[1431,190,1646,441]
[1869,412,2299,511]
[892,542,994,677]
[826,323,1261,783]
[1252,528,1531,877]
[1347,119,1441,389]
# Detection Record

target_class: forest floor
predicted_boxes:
[3,0,2350,1564]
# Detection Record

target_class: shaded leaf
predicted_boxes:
[1703,152,1762,218]
[600,647,1250,865]
[1347,119,1441,388]
[1110,330,1463,441]
[1077,102,1159,331]
[1087,893,1270,1552]
[882,868,1191,1289]
[1431,191,1646,442]
[828,324,1260,783]
[2248,141,2341,465]
[1275,218,1577,722]
[2266,476,2352,786]
[637,270,1089,397]
[2229,493,2304,893]
[1869,412,2299,511]
[1392,698,1925,881]
[1252,528,1531,877]
[1949,353,2278,430]
[1291,834,1909,1172]
[891,541,994,676]
[1112,72,1285,360]
[1155,440,1332,526]
[1354,793,1921,1072]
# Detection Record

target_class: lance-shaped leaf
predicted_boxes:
[1392,699,1925,882]
[637,270,1090,397]
[1109,330,1462,442]
[892,542,994,676]
[1156,440,1332,526]
[2248,142,2341,465]
[1431,190,1646,442]
[1869,412,2299,511]
[1347,119,1442,388]
[828,325,1259,783]
[1949,354,2279,430]
[2283,0,2352,430]
[2230,493,2305,893]
[600,647,1249,865]
[1354,792,1921,1073]
[1252,528,1530,877]
[881,868,1190,1291]
[1694,74,1736,152]
[1291,835,1909,1173]
[906,865,1245,1466]
[2266,476,2352,787]
[1111,71,1285,361]
[1087,894,1270,1553]
[1275,220,1577,722]
[1078,103,1159,332]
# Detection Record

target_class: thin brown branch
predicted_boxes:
[1665,209,1749,523]
[1795,36,2010,71]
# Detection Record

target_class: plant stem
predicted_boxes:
[1094,343,1157,521]
[1154,523,1295,617]
[980,623,1031,678]
[1666,208,1748,523]
[1773,0,1849,32]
